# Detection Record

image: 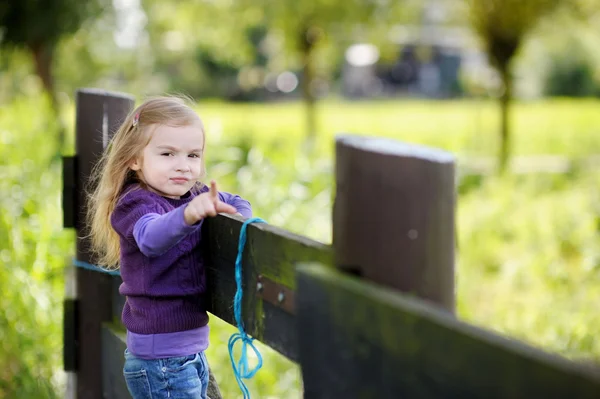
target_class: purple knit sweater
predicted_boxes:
[111,184,252,335]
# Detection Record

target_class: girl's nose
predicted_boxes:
[175,160,191,172]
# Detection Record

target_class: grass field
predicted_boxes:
[193,98,600,158]
[2,95,599,398]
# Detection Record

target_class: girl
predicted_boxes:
[87,95,252,398]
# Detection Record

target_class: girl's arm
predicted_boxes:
[133,205,201,258]
[133,192,251,257]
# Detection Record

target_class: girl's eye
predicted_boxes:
[189,154,201,158]
[161,152,173,156]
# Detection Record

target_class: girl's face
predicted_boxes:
[130,122,204,199]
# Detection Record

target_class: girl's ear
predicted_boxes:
[130,158,141,171]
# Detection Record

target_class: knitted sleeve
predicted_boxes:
[132,207,201,257]
[110,189,165,244]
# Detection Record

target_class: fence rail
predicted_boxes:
[63,88,600,399]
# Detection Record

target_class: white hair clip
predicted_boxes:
[132,112,140,127]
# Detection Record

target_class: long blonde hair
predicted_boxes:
[87,95,205,269]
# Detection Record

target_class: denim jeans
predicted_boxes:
[123,349,210,399]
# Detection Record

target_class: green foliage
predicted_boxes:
[53,11,138,97]
[237,0,400,56]
[457,171,600,359]
[132,0,416,105]
[0,95,73,398]
[138,0,260,98]
[465,0,565,69]
[464,0,580,171]
[545,57,600,97]
[0,0,107,48]
[0,0,111,94]
[543,34,600,97]
[0,48,38,103]
[0,0,113,155]
[2,97,600,397]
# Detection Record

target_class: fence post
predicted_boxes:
[296,135,456,397]
[332,135,455,312]
[73,89,134,399]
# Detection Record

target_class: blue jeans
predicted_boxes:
[123,349,210,399]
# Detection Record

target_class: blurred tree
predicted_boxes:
[53,5,154,101]
[235,0,413,140]
[540,16,600,97]
[138,0,424,140]
[464,0,589,173]
[0,0,109,153]
[544,43,600,97]
[140,0,258,98]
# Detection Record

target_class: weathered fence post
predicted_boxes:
[70,89,134,399]
[297,135,456,397]
[332,135,455,311]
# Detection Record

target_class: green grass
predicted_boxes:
[193,98,600,160]
[3,95,600,398]
[457,172,600,360]
[0,96,70,398]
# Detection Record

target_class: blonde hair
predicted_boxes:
[87,95,205,269]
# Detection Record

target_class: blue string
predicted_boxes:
[72,258,121,276]
[228,217,266,399]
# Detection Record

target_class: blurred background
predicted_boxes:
[1,0,600,397]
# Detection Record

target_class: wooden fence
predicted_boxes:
[62,89,600,398]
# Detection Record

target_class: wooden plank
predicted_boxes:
[296,263,600,398]
[333,135,456,313]
[111,275,125,326]
[202,214,332,361]
[101,325,130,399]
[63,299,78,371]
[74,89,135,399]
[62,156,77,228]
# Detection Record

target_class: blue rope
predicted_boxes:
[228,217,266,399]
[72,258,121,276]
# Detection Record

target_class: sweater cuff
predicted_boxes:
[175,204,202,231]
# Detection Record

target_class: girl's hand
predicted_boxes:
[184,181,237,225]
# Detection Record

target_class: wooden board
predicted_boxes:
[111,275,125,326]
[297,263,600,398]
[333,135,456,312]
[203,214,331,361]
[74,89,135,399]
[101,325,130,399]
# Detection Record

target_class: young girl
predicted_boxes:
[87,95,252,399]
